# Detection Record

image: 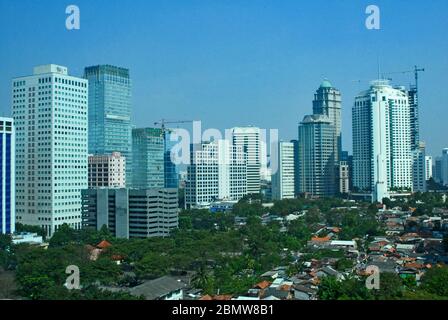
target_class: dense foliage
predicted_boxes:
[1,194,447,300]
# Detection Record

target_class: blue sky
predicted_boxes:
[1,0,447,156]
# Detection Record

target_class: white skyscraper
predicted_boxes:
[185,140,247,208]
[272,141,295,200]
[425,156,433,181]
[352,80,412,202]
[231,127,262,195]
[12,65,88,236]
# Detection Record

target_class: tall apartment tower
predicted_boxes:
[408,87,420,151]
[185,140,247,208]
[132,128,165,189]
[12,65,88,236]
[84,65,132,185]
[231,127,261,195]
[352,80,412,202]
[312,80,342,162]
[298,114,336,197]
[272,141,295,200]
[88,152,126,188]
[0,118,15,235]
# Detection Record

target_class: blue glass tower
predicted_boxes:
[132,128,165,188]
[164,132,179,188]
[84,65,132,184]
[0,118,15,235]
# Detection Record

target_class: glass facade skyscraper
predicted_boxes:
[132,128,165,188]
[0,118,15,235]
[164,133,179,188]
[84,65,132,184]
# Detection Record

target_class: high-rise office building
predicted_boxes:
[434,156,443,183]
[84,65,132,184]
[272,141,295,200]
[132,128,165,189]
[352,80,412,202]
[12,65,88,236]
[88,152,126,188]
[298,114,336,197]
[164,132,179,189]
[231,127,261,195]
[185,140,247,208]
[412,142,427,192]
[425,156,433,181]
[82,188,178,239]
[442,148,448,186]
[0,118,15,235]
[312,80,342,162]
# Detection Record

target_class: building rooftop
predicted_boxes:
[320,79,333,88]
[130,276,187,300]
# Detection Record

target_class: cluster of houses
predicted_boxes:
[66,201,448,300]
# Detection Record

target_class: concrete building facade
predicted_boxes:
[88,152,126,188]
[82,188,178,239]
[12,65,88,236]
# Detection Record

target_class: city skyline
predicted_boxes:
[1,0,448,157]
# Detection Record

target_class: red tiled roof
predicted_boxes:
[254,280,271,290]
[97,240,112,249]
[404,263,425,269]
[311,236,331,242]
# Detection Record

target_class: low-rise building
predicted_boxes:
[82,188,178,239]
[11,232,43,245]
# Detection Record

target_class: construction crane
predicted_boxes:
[154,119,194,133]
[153,119,194,141]
[382,65,425,92]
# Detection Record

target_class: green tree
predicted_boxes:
[49,224,76,247]
[373,273,403,300]
[420,265,448,297]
